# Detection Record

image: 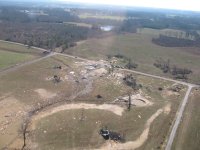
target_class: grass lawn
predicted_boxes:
[172,88,200,150]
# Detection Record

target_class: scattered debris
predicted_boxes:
[99,128,125,142]
[114,92,153,107]
[96,95,103,99]
[169,84,184,92]
[53,65,62,70]
[53,75,61,83]
[123,74,142,90]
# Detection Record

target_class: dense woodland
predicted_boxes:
[1,5,200,49]
[152,35,197,47]
[0,22,92,49]
[0,7,104,50]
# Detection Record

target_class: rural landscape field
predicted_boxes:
[0,0,200,150]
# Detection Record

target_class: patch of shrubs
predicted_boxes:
[123,74,142,90]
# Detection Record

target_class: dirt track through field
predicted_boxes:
[28,103,170,150]
[29,103,124,130]
[97,104,169,150]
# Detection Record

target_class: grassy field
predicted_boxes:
[137,28,194,40]
[0,41,43,69]
[65,31,200,84]
[0,54,188,149]
[0,55,80,149]
[0,55,79,105]
[172,87,200,150]
[0,40,42,54]
[21,55,186,149]
[31,107,159,150]
[64,22,92,28]
[0,50,35,69]
[29,71,186,150]
[78,13,125,20]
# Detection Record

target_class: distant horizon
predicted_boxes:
[1,0,200,12]
[58,0,200,12]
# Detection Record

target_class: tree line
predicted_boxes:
[152,35,197,47]
[154,58,192,80]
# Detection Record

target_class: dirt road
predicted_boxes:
[30,103,124,130]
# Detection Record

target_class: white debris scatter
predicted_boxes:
[70,71,75,75]
[114,92,153,107]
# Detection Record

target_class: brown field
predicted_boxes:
[0,52,188,149]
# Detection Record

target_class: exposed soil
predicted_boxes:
[114,92,153,107]
[34,88,57,99]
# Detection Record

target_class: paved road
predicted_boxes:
[165,85,194,150]
[121,69,197,87]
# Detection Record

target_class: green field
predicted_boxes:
[0,41,42,69]
[64,22,92,28]
[65,31,200,84]
[137,28,194,40]
[172,88,200,150]
[0,41,42,54]
[0,50,36,69]
[78,13,125,20]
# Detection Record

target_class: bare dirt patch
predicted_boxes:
[114,92,153,107]
[34,88,56,99]
[163,103,171,115]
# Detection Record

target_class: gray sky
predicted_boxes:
[58,0,200,11]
